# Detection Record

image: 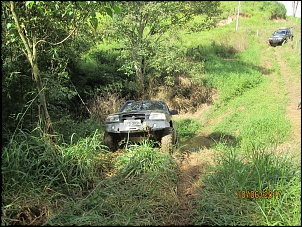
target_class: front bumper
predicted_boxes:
[105,120,170,133]
[269,38,284,45]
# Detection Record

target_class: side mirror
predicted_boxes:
[170,109,178,115]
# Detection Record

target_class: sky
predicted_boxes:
[278,1,301,18]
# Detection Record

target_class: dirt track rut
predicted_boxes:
[172,37,301,226]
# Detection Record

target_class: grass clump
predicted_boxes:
[174,118,203,142]
[240,110,291,152]
[1,128,110,226]
[44,141,181,226]
[218,71,263,103]
[53,117,104,145]
[193,143,300,226]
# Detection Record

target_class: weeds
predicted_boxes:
[43,141,180,226]
[1,128,110,225]
[2,3,300,226]
[174,118,203,142]
[193,144,300,226]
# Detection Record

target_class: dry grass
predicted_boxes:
[152,75,215,113]
[88,92,126,123]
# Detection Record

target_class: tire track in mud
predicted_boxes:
[167,149,214,226]
[274,45,301,156]
[167,26,301,226]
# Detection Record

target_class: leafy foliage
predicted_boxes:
[174,118,203,141]
[109,1,222,97]
[2,1,120,136]
[219,1,287,20]
[194,146,299,225]
[1,1,300,226]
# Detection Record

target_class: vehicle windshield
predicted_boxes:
[273,30,286,36]
[121,101,168,112]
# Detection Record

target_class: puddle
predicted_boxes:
[180,135,214,151]
[180,132,237,151]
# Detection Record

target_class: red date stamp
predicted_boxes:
[237,190,282,199]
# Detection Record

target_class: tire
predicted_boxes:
[104,132,118,151]
[269,43,276,47]
[281,39,286,46]
[174,129,179,148]
[161,127,174,153]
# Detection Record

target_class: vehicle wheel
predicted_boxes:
[161,127,174,154]
[174,130,179,148]
[281,39,286,46]
[104,132,118,151]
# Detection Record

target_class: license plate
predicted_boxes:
[124,120,141,126]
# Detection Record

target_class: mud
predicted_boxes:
[180,135,213,151]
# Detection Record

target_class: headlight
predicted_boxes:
[149,112,166,120]
[106,114,119,122]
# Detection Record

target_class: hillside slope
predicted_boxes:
[172,22,301,225]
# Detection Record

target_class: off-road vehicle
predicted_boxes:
[268,27,294,47]
[104,100,179,152]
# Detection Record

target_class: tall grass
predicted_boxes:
[1,128,110,225]
[193,144,300,226]
[240,110,291,152]
[44,141,181,226]
[174,118,203,142]
[2,2,300,226]
[191,10,300,226]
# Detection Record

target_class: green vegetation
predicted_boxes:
[193,146,300,225]
[174,118,203,141]
[2,1,301,226]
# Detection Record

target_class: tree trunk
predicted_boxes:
[33,64,54,135]
[134,59,145,98]
[10,1,54,136]
[292,1,299,17]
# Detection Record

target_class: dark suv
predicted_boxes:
[268,27,294,47]
[104,100,179,152]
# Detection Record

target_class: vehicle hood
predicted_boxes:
[117,110,169,115]
[269,34,285,39]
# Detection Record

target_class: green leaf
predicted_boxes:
[90,17,98,30]
[105,7,113,17]
[113,5,121,13]
[25,1,34,9]
[90,11,96,18]
[79,1,86,6]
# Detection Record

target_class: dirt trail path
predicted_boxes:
[172,41,301,226]
[275,45,301,146]
[167,150,214,226]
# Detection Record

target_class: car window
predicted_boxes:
[279,30,286,35]
[121,101,167,112]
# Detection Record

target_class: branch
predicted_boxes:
[34,28,76,48]
[10,1,33,66]
[48,28,77,45]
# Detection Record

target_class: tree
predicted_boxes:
[9,1,54,135]
[111,1,221,98]
[3,1,118,137]
[292,1,299,17]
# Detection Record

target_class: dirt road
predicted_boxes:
[275,44,301,144]
[172,40,301,225]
